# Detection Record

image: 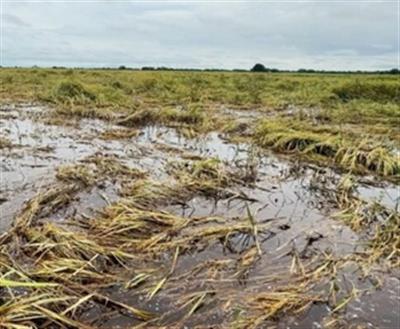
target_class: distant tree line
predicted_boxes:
[2,64,398,74]
[139,64,399,74]
[113,65,400,74]
[249,63,400,75]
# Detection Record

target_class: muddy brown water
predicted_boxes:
[0,104,399,328]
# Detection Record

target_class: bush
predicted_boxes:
[250,63,267,72]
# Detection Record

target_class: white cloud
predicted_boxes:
[2,1,398,70]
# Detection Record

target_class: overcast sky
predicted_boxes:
[2,1,399,70]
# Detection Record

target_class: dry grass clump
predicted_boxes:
[23,222,134,266]
[52,81,97,103]
[123,159,252,206]
[337,203,400,267]
[335,144,400,177]
[47,81,122,119]
[334,200,387,231]
[120,179,184,208]
[117,108,161,127]
[115,105,216,132]
[162,105,206,125]
[0,290,92,328]
[168,158,233,185]
[33,256,118,284]
[255,119,400,177]
[89,204,189,252]
[255,119,337,153]
[43,80,123,119]
[227,254,357,329]
[0,252,152,328]
[222,120,250,136]
[12,184,80,232]
[237,284,319,328]
[167,158,256,197]
[39,114,79,127]
[333,175,399,267]
[23,223,91,261]
[367,211,399,267]
[0,136,12,149]
[100,127,141,140]
[56,154,146,188]
[170,164,233,198]
[92,202,273,255]
[43,78,134,120]
[54,103,116,120]
[56,164,96,187]
[81,153,146,178]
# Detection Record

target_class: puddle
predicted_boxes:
[137,125,250,162]
[0,113,111,229]
[357,182,399,210]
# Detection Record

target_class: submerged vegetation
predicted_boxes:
[0,68,399,328]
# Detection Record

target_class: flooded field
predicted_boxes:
[0,102,398,328]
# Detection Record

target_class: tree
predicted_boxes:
[250,63,267,72]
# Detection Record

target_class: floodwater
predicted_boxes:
[0,104,398,328]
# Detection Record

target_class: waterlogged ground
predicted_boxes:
[0,104,399,328]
